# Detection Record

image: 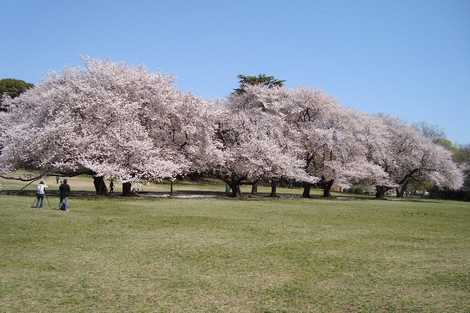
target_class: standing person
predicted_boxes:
[59,179,71,211]
[35,181,47,208]
[109,179,114,194]
[55,175,60,184]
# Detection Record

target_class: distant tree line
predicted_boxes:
[0,58,466,200]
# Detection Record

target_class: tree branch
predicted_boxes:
[0,170,49,182]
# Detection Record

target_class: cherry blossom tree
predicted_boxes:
[342,112,396,198]
[205,87,316,197]
[0,58,208,195]
[0,57,463,200]
[281,88,389,197]
[362,115,463,198]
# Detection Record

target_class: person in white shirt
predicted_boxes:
[35,181,48,208]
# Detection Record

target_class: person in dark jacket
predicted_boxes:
[59,179,71,211]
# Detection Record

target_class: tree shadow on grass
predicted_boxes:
[0,189,444,204]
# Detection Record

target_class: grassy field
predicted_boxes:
[1,193,469,313]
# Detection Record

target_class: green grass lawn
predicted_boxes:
[1,195,469,312]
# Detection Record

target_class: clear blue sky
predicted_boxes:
[1,0,469,143]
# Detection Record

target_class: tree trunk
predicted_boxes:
[302,182,311,198]
[251,182,258,194]
[122,182,132,196]
[93,176,108,195]
[397,182,408,198]
[375,186,387,199]
[323,179,334,198]
[229,182,241,197]
[170,181,174,194]
[270,180,277,197]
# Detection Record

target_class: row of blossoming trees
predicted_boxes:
[0,59,464,198]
